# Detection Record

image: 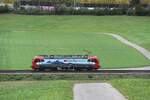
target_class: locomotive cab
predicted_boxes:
[88,56,100,69]
[32,56,44,70]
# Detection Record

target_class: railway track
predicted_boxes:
[0,69,150,75]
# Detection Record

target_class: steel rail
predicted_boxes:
[0,69,150,74]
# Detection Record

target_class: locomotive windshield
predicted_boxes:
[88,59,98,63]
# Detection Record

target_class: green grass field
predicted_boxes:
[0,80,72,100]
[111,79,150,100]
[0,14,150,69]
[0,79,150,100]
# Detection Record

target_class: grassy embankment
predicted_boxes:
[0,15,150,69]
[0,79,150,100]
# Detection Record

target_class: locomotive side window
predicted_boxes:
[88,59,98,63]
[41,59,44,62]
[34,59,44,62]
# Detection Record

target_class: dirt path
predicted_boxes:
[74,83,127,100]
[98,33,150,60]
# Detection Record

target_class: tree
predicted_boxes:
[4,0,14,4]
[130,0,140,7]
[13,0,20,10]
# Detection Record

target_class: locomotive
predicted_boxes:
[32,55,100,71]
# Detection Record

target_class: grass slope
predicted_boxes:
[0,79,150,100]
[111,79,150,100]
[0,14,150,69]
[0,81,72,100]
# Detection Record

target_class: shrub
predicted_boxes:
[55,4,69,15]
[148,9,150,16]
[110,8,124,15]
[135,4,149,16]
[79,8,89,15]
[12,4,149,16]
[13,1,20,10]
[145,5,150,16]
[0,5,10,13]
[26,8,40,15]
[95,8,105,15]
[103,8,111,15]
[127,8,134,15]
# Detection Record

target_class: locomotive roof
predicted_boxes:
[39,55,88,59]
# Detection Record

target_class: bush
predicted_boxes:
[14,7,54,15]
[26,8,40,15]
[13,5,149,16]
[127,8,134,15]
[135,4,150,16]
[145,5,150,16]
[111,9,118,15]
[148,9,150,16]
[95,9,105,15]
[103,8,111,15]
[13,1,20,10]
[0,5,10,13]
[110,8,125,15]
[55,4,69,15]
[78,8,90,15]
[14,8,126,16]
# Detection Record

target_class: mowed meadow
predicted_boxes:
[0,14,150,69]
[0,79,150,100]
